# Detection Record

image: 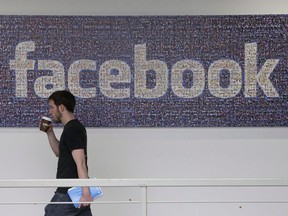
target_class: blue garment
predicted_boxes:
[44,192,92,216]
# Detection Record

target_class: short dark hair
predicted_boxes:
[48,90,76,113]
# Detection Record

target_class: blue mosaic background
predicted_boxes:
[1,15,288,127]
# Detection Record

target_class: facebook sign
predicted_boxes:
[2,15,288,127]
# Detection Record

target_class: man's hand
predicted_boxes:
[79,192,93,208]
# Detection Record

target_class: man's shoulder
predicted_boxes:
[65,119,86,131]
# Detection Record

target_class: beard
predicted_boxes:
[52,109,62,123]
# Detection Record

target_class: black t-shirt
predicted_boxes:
[56,119,88,193]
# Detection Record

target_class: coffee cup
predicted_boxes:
[40,116,52,132]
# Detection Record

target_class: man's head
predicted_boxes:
[48,90,76,123]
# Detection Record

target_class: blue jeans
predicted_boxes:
[44,192,93,216]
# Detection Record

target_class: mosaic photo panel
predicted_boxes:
[1,15,288,127]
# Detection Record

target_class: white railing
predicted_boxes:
[0,178,288,216]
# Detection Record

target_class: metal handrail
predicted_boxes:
[1,178,288,187]
[1,178,288,216]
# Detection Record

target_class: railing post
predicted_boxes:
[141,186,147,216]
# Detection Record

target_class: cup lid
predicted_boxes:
[41,116,52,121]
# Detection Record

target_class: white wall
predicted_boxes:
[1,128,288,215]
[1,0,288,215]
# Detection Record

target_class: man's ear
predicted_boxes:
[59,104,65,112]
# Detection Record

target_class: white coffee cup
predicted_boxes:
[40,116,52,132]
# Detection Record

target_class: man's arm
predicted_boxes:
[46,126,60,157]
[72,149,93,208]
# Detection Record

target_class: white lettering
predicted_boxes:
[34,60,65,98]
[99,60,131,98]
[10,41,280,99]
[245,43,279,97]
[208,59,242,98]
[68,60,96,98]
[10,41,36,97]
[171,60,205,98]
[134,44,168,98]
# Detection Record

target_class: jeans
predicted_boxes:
[44,192,93,216]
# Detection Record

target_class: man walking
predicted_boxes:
[43,90,93,216]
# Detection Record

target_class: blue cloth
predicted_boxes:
[44,192,92,216]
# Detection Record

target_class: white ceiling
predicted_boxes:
[0,0,287,15]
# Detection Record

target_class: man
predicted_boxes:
[43,90,93,216]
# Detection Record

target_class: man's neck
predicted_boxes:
[61,113,76,125]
